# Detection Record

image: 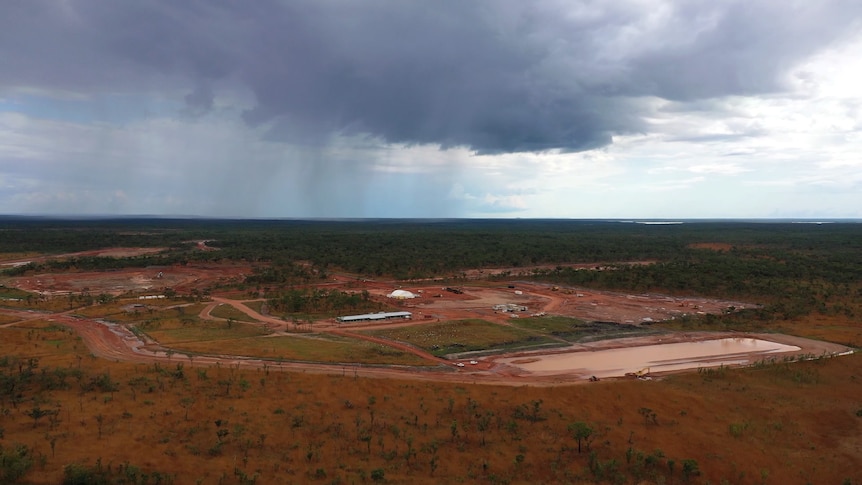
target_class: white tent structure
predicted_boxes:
[387,289,417,299]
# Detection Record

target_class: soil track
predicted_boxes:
[3,305,847,386]
[362,281,753,326]
[0,247,167,267]
[1,258,854,385]
[9,263,251,296]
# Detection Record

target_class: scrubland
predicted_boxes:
[2,219,862,484]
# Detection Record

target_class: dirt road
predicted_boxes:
[0,258,851,386]
[8,307,847,387]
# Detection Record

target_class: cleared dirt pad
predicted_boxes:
[29,312,852,386]
[375,282,753,325]
[2,258,853,386]
[8,263,251,296]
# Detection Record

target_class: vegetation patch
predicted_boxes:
[367,319,558,357]
[171,333,435,366]
[242,300,265,314]
[2,219,862,484]
[209,303,259,323]
[512,315,657,342]
[0,286,34,300]
[139,319,270,345]
[267,288,386,316]
[0,321,83,361]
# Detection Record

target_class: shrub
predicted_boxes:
[371,468,385,482]
[0,443,33,483]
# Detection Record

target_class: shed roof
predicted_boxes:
[337,311,412,322]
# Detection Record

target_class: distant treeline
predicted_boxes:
[3,219,862,319]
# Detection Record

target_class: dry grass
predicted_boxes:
[209,303,259,323]
[366,319,558,356]
[777,313,862,348]
[0,251,42,260]
[0,312,20,325]
[141,319,270,345]
[172,333,436,366]
[3,289,862,485]
[1,320,861,485]
[74,301,207,320]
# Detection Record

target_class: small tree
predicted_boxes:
[638,407,657,426]
[218,379,232,396]
[24,406,52,428]
[215,420,230,445]
[180,397,195,421]
[568,422,593,454]
[95,414,104,439]
[477,412,493,446]
[682,459,700,482]
[0,444,33,483]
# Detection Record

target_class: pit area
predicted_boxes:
[0,256,853,385]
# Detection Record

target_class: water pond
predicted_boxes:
[500,338,801,378]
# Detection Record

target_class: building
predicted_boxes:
[387,289,417,299]
[336,311,412,323]
[493,303,528,312]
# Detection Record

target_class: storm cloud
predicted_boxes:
[2,1,862,218]
[3,1,860,154]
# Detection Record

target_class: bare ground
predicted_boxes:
[0,259,853,386]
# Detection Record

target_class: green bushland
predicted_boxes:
[138,319,270,345]
[266,287,385,317]
[0,286,33,300]
[243,300,265,314]
[511,315,657,342]
[170,333,436,366]
[74,302,208,325]
[367,319,559,357]
[2,219,862,333]
[209,303,259,323]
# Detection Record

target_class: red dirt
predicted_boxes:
[25,311,849,386]
[0,247,167,267]
[457,260,656,279]
[688,242,735,251]
[8,263,251,296]
[359,281,752,325]
[1,257,852,386]
[3,286,847,386]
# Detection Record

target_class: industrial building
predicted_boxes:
[336,311,412,323]
[493,303,527,312]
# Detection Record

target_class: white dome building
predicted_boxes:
[387,289,417,299]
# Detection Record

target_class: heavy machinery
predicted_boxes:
[625,367,651,378]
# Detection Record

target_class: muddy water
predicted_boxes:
[502,338,801,378]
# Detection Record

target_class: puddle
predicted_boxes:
[500,338,801,378]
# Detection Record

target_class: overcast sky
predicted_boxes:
[2,1,861,219]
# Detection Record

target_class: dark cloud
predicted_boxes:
[184,83,214,116]
[2,1,860,153]
[625,2,862,100]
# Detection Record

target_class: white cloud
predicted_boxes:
[1,4,862,219]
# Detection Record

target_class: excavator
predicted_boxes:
[625,367,651,379]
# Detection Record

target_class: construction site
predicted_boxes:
[2,222,861,484]
[1,247,850,385]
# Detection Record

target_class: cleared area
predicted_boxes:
[365,318,561,357]
[1,252,854,384]
[498,337,802,378]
